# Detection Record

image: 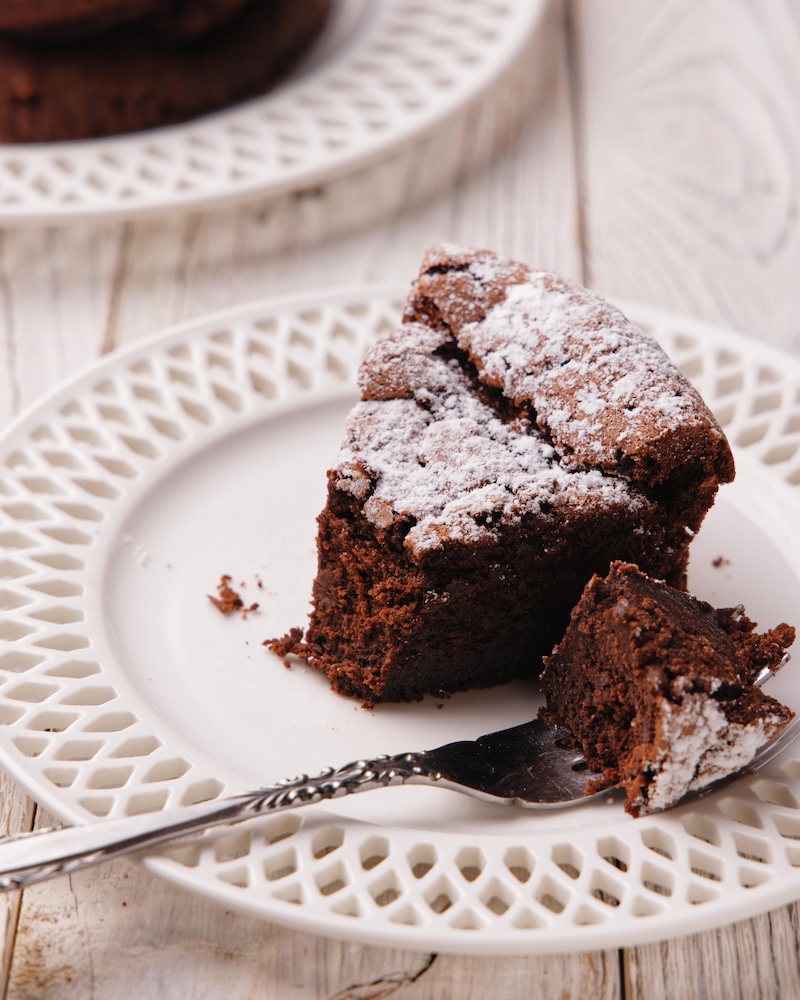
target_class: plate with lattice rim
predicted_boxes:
[0,0,545,224]
[2,288,800,954]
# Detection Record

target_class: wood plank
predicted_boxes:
[7,840,619,1000]
[574,0,800,349]
[625,907,800,1000]
[0,225,121,425]
[0,777,34,994]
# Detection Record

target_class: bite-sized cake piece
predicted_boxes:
[270,245,735,704]
[0,0,332,142]
[541,561,795,816]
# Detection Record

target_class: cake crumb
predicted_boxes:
[264,627,305,667]
[209,575,259,618]
[712,555,730,568]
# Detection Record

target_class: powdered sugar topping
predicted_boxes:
[643,693,784,813]
[337,324,638,553]
[409,245,732,486]
[333,245,732,554]
[458,269,723,480]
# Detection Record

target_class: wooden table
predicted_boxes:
[2,1,800,996]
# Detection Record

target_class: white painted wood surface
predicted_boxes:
[2,1,800,996]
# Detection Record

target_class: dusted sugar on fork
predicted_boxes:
[269,244,735,704]
[541,561,795,816]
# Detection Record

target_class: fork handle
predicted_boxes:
[0,753,436,892]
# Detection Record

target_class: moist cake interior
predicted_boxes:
[540,561,795,815]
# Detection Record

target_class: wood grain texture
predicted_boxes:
[0,777,33,994]
[0,226,119,424]
[6,852,619,1000]
[625,907,800,1000]
[575,0,800,351]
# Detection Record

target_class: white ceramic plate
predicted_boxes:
[2,289,800,955]
[0,0,545,223]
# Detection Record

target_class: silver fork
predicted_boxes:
[0,659,793,893]
[0,719,598,893]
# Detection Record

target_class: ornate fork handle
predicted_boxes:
[0,753,441,893]
[244,753,439,813]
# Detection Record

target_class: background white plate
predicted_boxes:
[0,0,545,223]
[2,289,800,954]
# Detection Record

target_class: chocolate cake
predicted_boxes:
[0,0,252,39]
[0,0,332,142]
[270,245,735,704]
[0,0,161,36]
[541,561,795,815]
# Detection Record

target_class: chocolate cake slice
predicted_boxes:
[541,561,795,815]
[272,245,735,704]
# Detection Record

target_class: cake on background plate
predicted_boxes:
[0,0,250,37]
[540,561,795,816]
[0,0,332,141]
[269,244,735,705]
